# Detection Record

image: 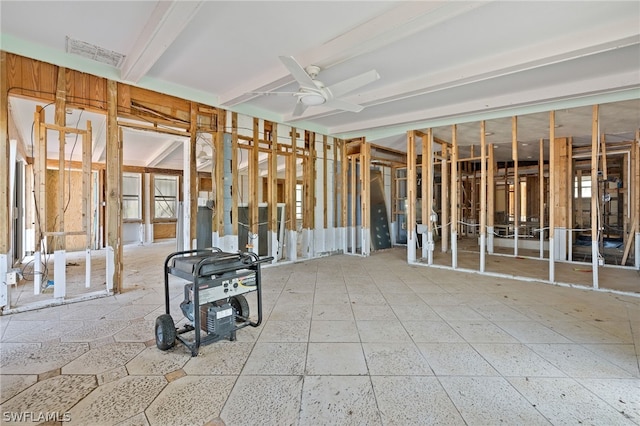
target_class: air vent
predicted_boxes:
[65,36,125,68]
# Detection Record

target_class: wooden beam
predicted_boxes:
[189,102,198,247]
[512,116,519,256]
[441,144,449,252]
[231,112,238,236]
[0,51,9,254]
[323,135,328,229]
[591,105,599,287]
[106,80,123,292]
[34,108,46,252]
[341,139,348,230]
[480,121,487,270]
[407,131,416,259]
[269,122,278,234]
[539,138,545,258]
[451,125,459,268]
[55,66,66,251]
[549,111,556,281]
[250,118,259,249]
[361,140,371,254]
[83,122,92,250]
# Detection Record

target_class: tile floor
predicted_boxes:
[1,246,639,425]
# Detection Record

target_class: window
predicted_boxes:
[154,175,178,219]
[575,175,591,198]
[122,173,141,220]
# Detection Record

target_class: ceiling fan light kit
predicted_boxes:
[250,56,380,117]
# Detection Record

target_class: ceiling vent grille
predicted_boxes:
[65,36,125,68]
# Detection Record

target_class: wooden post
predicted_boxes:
[268,122,278,260]
[539,138,545,259]
[425,130,434,264]
[106,80,122,293]
[250,118,259,253]
[0,51,8,307]
[55,67,66,253]
[350,155,357,254]
[487,143,495,254]
[214,113,224,237]
[407,131,416,262]
[323,135,328,229]
[361,141,371,256]
[231,113,239,237]
[189,102,198,249]
[285,127,297,260]
[512,116,519,257]
[451,125,458,268]
[441,145,449,253]
[549,111,555,282]
[480,121,487,272]
[83,122,92,288]
[590,105,599,288]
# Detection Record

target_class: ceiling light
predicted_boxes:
[300,93,325,106]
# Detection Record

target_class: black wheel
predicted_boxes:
[229,295,250,322]
[155,314,176,351]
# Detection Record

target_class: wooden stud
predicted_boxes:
[350,154,357,253]
[250,118,259,248]
[512,116,519,256]
[341,140,348,230]
[407,131,416,258]
[539,138,545,257]
[287,128,297,233]
[441,144,449,252]
[189,102,198,247]
[323,135,328,229]
[487,143,495,237]
[83,122,92,250]
[0,51,7,254]
[362,140,371,254]
[591,105,599,287]
[106,79,122,293]
[480,121,487,270]
[55,66,66,251]
[269,122,278,234]
[231,112,238,236]
[451,125,459,268]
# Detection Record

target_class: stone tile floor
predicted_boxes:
[1,246,639,425]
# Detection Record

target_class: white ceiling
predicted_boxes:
[2,0,639,168]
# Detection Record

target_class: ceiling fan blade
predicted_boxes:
[279,56,317,89]
[323,98,365,113]
[326,70,380,99]
[292,99,309,117]
[247,91,298,97]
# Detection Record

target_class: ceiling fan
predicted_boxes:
[252,56,380,117]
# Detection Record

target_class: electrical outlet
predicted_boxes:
[6,271,17,285]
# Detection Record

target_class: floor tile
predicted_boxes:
[528,343,634,378]
[390,302,440,321]
[401,320,464,343]
[305,342,368,375]
[309,320,360,342]
[61,342,145,375]
[242,342,306,375]
[472,343,566,377]
[0,374,38,404]
[257,319,310,342]
[578,378,640,422]
[447,320,519,343]
[182,341,254,375]
[493,321,571,343]
[439,376,551,425]
[220,375,303,426]
[312,303,354,320]
[66,376,167,425]
[363,342,433,375]
[371,376,465,425]
[582,343,640,377]
[1,375,97,422]
[352,304,397,321]
[299,375,381,425]
[417,342,498,376]
[430,305,485,321]
[356,320,412,342]
[509,377,634,425]
[145,376,236,426]
[127,346,192,376]
[1,342,88,375]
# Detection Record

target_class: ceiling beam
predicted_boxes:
[219,1,490,107]
[120,1,204,83]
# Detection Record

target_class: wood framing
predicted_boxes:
[0,51,7,254]
[231,113,239,235]
[106,79,122,293]
[189,102,198,246]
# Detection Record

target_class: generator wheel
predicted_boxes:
[155,314,176,350]
[229,295,250,322]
